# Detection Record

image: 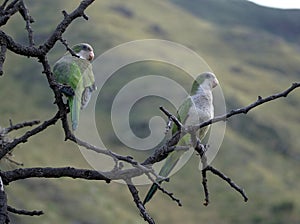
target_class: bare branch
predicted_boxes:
[0,0,95,57]
[194,82,300,130]
[0,0,10,11]
[205,166,248,202]
[0,0,21,26]
[0,177,9,223]
[201,169,209,206]
[142,134,181,166]
[59,37,79,58]
[5,0,19,11]
[18,0,35,46]
[159,106,183,130]
[1,167,110,184]
[4,120,40,134]
[0,112,60,159]
[39,0,95,55]
[143,172,182,207]
[7,206,43,216]
[4,155,24,166]
[0,44,6,75]
[126,179,155,224]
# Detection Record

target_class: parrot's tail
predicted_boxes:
[143,151,182,206]
[69,95,81,131]
[143,182,161,205]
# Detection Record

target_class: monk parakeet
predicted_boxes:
[143,72,219,205]
[53,43,96,130]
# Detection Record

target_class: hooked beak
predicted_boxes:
[88,51,94,61]
[212,78,219,88]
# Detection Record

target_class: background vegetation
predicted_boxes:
[1,0,300,223]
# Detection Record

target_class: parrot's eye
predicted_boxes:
[82,45,88,51]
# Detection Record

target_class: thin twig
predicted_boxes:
[4,120,40,134]
[194,82,300,131]
[18,0,35,46]
[4,155,24,166]
[205,166,248,202]
[5,0,19,11]
[0,112,60,159]
[144,172,182,207]
[0,0,9,11]
[0,0,20,27]
[7,206,43,216]
[59,37,79,58]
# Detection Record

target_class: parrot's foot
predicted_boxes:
[58,84,75,97]
[203,144,209,152]
[164,119,173,135]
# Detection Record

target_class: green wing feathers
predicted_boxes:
[53,55,95,130]
[144,96,209,205]
[144,99,193,205]
[172,97,193,134]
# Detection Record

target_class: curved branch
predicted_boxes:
[39,0,95,55]
[0,0,95,57]
[0,112,60,159]
[195,82,300,130]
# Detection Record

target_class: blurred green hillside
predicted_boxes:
[1,0,300,223]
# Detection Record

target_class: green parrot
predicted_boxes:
[53,43,96,131]
[143,72,219,205]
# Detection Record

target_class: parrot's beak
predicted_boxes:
[212,78,219,88]
[88,51,94,61]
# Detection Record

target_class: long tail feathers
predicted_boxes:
[143,183,159,205]
[69,95,80,131]
[143,152,181,206]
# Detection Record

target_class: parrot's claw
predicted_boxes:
[164,119,173,135]
[203,144,209,152]
[59,84,75,97]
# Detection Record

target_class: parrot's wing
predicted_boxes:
[172,96,193,133]
[53,55,85,131]
[53,55,83,90]
[78,59,96,109]
[144,97,194,205]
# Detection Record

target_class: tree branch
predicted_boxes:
[205,166,248,202]
[0,112,60,159]
[3,120,40,134]
[0,44,6,75]
[1,167,110,185]
[0,0,95,57]
[38,0,95,55]
[7,206,43,216]
[0,177,9,223]
[194,82,300,130]
[18,0,35,46]
[126,179,155,224]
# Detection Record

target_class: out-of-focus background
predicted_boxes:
[1,0,300,223]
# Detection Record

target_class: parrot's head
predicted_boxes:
[72,43,94,61]
[191,72,219,95]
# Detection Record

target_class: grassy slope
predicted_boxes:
[1,0,300,223]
